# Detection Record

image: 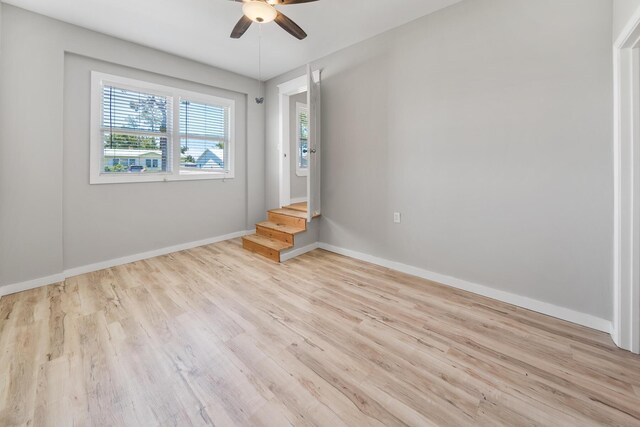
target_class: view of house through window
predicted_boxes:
[102,86,169,174]
[180,100,229,174]
[92,72,235,184]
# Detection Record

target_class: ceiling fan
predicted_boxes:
[229,0,318,40]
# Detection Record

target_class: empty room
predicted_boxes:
[2,0,640,425]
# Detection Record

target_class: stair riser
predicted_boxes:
[256,225,293,245]
[268,212,307,230]
[242,238,280,262]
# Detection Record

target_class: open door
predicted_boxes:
[306,65,321,222]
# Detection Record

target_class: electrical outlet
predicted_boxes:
[393,212,401,224]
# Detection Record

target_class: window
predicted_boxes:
[296,102,309,177]
[144,158,160,169]
[180,100,230,175]
[101,83,169,176]
[90,72,235,184]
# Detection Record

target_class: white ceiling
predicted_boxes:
[2,0,462,80]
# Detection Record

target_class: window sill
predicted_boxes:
[295,169,309,177]
[90,171,235,185]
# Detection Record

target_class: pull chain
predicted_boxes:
[255,24,265,104]
[259,23,262,82]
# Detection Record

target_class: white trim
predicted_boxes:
[306,66,322,222]
[613,8,640,353]
[64,230,252,278]
[281,242,319,262]
[90,71,236,185]
[289,197,308,204]
[0,230,254,298]
[318,243,612,334]
[1,234,613,334]
[295,101,309,177]
[0,273,66,298]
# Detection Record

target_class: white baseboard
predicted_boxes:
[1,234,613,335]
[0,273,67,298]
[610,326,620,347]
[0,230,254,298]
[281,242,319,262]
[318,243,612,334]
[64,230,254,278]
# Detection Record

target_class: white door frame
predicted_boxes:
[613,9,640,354]
[277,70,320,208]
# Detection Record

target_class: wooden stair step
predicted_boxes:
[281,203,321,219]
[268,210,307,230]
[256,221,305,245]
[243,233,292,251]
[242,234,293,263]
[283,202,308,213]
[257,221,305,235]
[268,208,308,219]
[243,203,318,262]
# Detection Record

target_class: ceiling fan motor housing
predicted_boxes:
[230,0,313,40]
[243,1,277,23]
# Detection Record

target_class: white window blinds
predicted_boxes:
[179,100,229,173]
[91,72,236,184]
[101,85,170,173]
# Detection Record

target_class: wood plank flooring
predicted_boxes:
[1,238,639,426]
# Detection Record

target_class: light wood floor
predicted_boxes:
[1,239,640,426]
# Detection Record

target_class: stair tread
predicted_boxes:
[242,234,292,251]
[244,204,318,262]
[257,221,305,235]
[284,202,308,213]
[269,208,308,220]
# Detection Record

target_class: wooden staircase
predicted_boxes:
[242,202,314,262]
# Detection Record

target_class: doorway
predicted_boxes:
[614,13,640,354]
[277,66,321,222]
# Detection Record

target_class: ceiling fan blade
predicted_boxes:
[269,0,319,4]
[230,15,253,38]
[275,11,307,40]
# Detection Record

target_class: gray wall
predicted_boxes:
[614,0,640,39]
[0,5,265,287]
[290,92,308,200]
[266,0,614,320]
[63,55,249,269]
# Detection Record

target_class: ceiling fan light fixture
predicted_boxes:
[242,1,277,23]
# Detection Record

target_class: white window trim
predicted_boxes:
[295,101,309,177]
[90,71,235,185]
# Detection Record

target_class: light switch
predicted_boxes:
[393,212,401,224]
